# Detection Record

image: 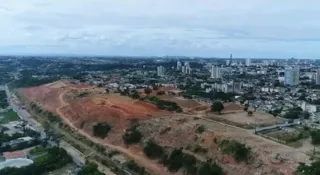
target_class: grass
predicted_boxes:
[0,109,20,124]
[29,146,49,156]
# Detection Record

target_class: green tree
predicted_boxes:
[197,162,223,175]
[93,123,112,138]
[296,160,320,175]
[144,87,152,95]
[123,126,142,144]
[211,102,224,114]
[311,130,320,145]
[143,140,164,159]
[78,163,104,175]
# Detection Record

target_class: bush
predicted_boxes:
[165,148,184,172]
[193,145,207,154]
[123,126,142,144]
[93,123,112,138]
[196,125,205,134]
[157,91,165,96]
[219,140,251,162]
[143,140,164,159]
[124,160,147,175]
[197,162,224,175]
[311,130,320,145]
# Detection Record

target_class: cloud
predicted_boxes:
[0,0,320,58]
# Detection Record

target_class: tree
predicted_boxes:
[296,160,320,175]
[311,130,320,145]
[130,91,140,99]
[211,102,224,114]
[78,162,104,175]
[197,161,223,175]
[144,87,152,95]
[143,140,164,159]
[123,126,142,144]
[93,123,112,138]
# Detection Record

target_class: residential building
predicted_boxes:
[316,69,320,85]
[284,67,300,86]
[176,61,182,71]
[157,66,165,77]
[182,62,191,74]
[246,58,251,66]
[211,66,221,79]
[3,151,26,160]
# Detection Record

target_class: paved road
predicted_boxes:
[4,85,85,167]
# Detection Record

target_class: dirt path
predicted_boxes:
[56,89,169,175]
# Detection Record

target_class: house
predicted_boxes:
[3,151,26,160]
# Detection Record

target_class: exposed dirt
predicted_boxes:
[22,81,310,175]
[139,115,308,175]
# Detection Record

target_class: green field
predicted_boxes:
[0,109,20,124]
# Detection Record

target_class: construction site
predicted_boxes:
[22,81,310,175]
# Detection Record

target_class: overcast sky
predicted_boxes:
[1,0,320,58]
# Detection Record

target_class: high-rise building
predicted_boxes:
[246,58,251,66]
[157,66,165,77]
[176,61,182,71]
[182,61,191,74]
[211,66,221,79]
[284,67,300,86]
[316,69,320,85]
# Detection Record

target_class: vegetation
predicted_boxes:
[144,87,152,95]
[130,90,140,99]
[77,162,104,175]
[193,145,208,154]
[296,160,320,175]
[197,161,224,175]
[143,140,164,159]
[9,76,59,89]
[124,160,149,175]
[0,132,24,143]
[123,125,143,144]
[0,109,20,124]
[156,91,165,96]
[218,140,251,162]
[142,141,224,174]
[93,123,112,138]
[196,125,205,134]
[311,130,320,145]
[146,96,182,112]
[0,90,8,109]
[0,147,72,175]
[211,101,224,114]
[29,146,49,156]
[283,107,304,119]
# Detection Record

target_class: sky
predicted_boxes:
[0,0,320,58]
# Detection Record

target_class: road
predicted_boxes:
[5,85,118,174]
[4,85,83,167]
